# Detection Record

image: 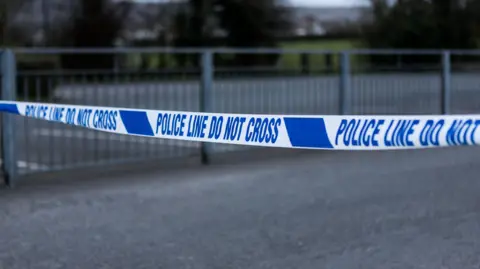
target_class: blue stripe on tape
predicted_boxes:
[283,117,333,149]
[0,103,19,114]
[119,110,154,136]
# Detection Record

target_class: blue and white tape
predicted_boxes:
[0,101,479,150]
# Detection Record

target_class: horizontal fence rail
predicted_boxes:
[1,47,480,185]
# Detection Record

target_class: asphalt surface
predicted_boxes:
[12,72,480,174]
[50,73,480,115]
[1,147,480,269]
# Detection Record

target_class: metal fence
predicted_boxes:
[2,47,480,184]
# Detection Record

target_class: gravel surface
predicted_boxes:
[1,146,480,269]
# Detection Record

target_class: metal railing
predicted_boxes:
[2,47,480,184]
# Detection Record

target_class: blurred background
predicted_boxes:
[2,0,480,178]
[2,0,480,73]
[3,3,480,268]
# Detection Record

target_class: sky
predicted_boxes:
[133,0,370,7]
[292,0,368,6]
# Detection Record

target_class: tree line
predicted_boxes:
[2,0,480,69]
[362,0,480,66]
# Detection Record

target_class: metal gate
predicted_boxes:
[0,50,17,186]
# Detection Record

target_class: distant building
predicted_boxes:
[292,6,368,36]
[294,14,326,36]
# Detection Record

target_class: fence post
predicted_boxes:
[1,49,17,187]
[200,50,213,164]
[441,51,451,115]
[339,51,351,115]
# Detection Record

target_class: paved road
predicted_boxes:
[12,72,480,174]
[1,147,480,268]
[50,73,480,115]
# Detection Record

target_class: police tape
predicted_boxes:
[0,100,479,150]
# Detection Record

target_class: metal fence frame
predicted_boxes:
[0,47,477,186]
[1,50,18,186]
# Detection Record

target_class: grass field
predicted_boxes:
[279,39,360,71]
[125,39,362,71]
[15,39,362,72]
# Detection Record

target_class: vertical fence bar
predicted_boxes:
[339,51,351,115]
[441,51,451,115]
[200,50,213,164]
[1,49,18,186]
